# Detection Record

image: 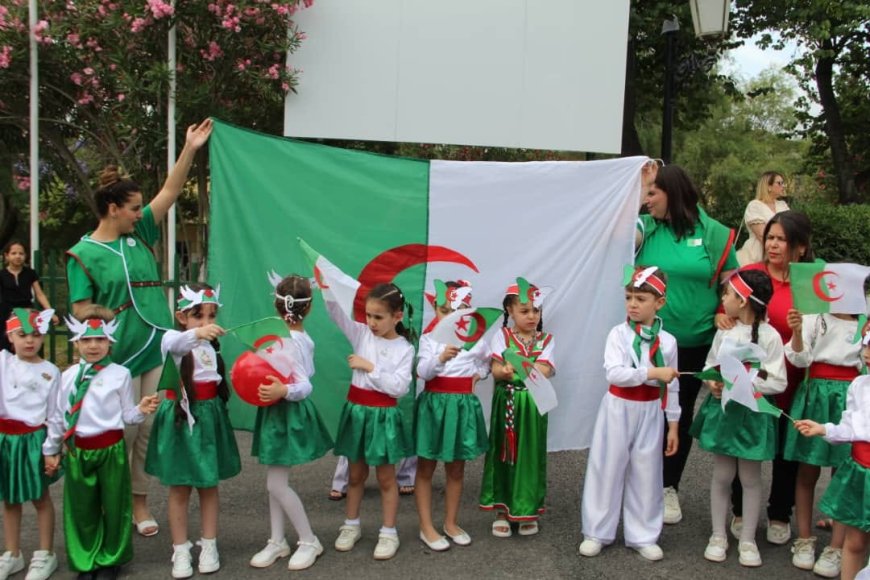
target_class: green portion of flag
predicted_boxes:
[461,307,503,350]
[157,354,182,395]
[755,395,783,418]
[694,368,723,382]
[229,317,291,351]
[790,262,831,313]
[209,119,430,435]
[502,349,534,383]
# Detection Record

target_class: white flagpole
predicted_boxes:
[166,1,177,303]
[28,0,38,264]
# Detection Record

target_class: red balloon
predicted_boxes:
[230,351,292,407]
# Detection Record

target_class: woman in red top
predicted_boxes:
[722,210,815,546]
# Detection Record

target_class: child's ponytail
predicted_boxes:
[736,270,773,345]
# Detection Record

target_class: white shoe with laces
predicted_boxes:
[738,541,762,567]
[813,546,842,578]
[197,538,220,574]
[287,537,323,571]
[663,487,682,524]
[791,536,816,570]
[24,551,57,580]
[171,542,193,579]
[249,538,291,568]
[704,535,728,562]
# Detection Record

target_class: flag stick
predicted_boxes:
[780,410,796,422]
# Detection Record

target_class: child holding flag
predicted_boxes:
[480,278,555,538]
[43,307,159,580]
[783,309,863,577]
[0,309,61,580]
[691,270,787,567]
[795,330,870,580]
[415,279,493,550]
[249,274,333,571]
[144,284,240,578]
[579,266,680,561]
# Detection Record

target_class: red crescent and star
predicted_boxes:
[811,270,843,303]
[454,312,486,344]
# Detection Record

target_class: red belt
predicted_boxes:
[0,417,44,435]
[609,384,661,402]
[809,363,859,381]
[74,429,123,450]
[425,376,474,394]
[165,381,219,401]
[347,385,396,407]
[853,441,870,468]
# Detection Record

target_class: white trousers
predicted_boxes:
[125,365,160,496]
[331,455,417,492]
[581,393,664,547]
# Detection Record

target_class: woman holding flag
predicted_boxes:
[65,119,213,537]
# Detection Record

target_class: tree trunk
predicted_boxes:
[815,43,859,204]
[621,38,644,156]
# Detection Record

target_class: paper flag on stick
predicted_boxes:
[428,307,502,350]
[502,349,558,415]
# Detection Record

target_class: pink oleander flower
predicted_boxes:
[77,93,94,105]
[303,0,314,7]
[0,6,8,30]
[147,0,174,19]
[33,20,53,44]
[281,81,289,92]
[15,176,30,191]
[267,63,280,79]
[83,67,94,75]
[116,93,125,102]
[70,71,83,85]
[201,41,223,61]
[131,17,147,33]
[0,45,11,69]
[66,32,81,46]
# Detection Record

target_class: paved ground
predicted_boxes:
[6,424,837,580]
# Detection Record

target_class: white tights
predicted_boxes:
[267,466,315,544]
[711,454,762,543]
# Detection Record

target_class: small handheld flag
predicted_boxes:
[502,349,558,415]
[298,238,361,321]
[790,262,870,316]
[429,307,502,350]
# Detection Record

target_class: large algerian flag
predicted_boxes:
[791,262,870,315]
[209,119,644,450]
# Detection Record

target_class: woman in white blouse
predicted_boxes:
[736,171,790,266]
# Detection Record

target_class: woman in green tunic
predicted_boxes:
[66,119,213,536]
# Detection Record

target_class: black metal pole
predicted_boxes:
[661,17,679,164]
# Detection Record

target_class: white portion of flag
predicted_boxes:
[819,263,870,314]
[525,364,559,415]
[315,255,361,322]
[255,338,296,379]
[429,308,494,349]
[719,353,760,412]
[426,156,645,450]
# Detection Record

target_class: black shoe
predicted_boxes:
[77,572,96,580]
[95,566,120,580]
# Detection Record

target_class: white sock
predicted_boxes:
[345,518,361,527]
[379,526,397,536]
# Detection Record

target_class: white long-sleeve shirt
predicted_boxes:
[603,322,681,422]
[417,333,490,382]
[43,361,145,455]
[0,351,60,427]
[824,375,870,444]
[162,329,222,384]
[784,314,862,370]
[705,321,787,396]
[325,298,414,398]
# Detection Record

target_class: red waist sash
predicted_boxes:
[809,363,859,381]
[608,384,660,402]
[74,429,123,450]
[347,385,397,407]
[0,417,44,435]
[425,376,474,394]
[164,381,219,401]
[852,441,870,468]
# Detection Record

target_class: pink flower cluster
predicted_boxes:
[0,6,8,30]
[0,45,11,69]
[33,20,53,45]
[15,176,30,191]
[200,40,223,61]
[131,16,153,33]
[147,0,174,19]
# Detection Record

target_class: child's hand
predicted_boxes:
[51,314,60,326]
[258,375,288,403]
[648,366,679,383]
[44,454,60,476]
[534,362,553,378]
[348,355,374,373]
[707,380,724,399]
[138,394,159,414]
[439,345,461,363]
[664,423,679,456]
[195,324,225,342]
[472,374,481,389]
[794,419,825,437]
[786,309,803,332]
[715,313,736,330]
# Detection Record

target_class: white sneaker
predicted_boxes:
[0,552,24,580]
[738,541,762,567]
[813,546,842,578]
[249,538,291,568]
[730,516,743,540]
[24,551,57,580]
[171,542,193,579]
[766,521,791,545]
[373,533,400,560]
[791,536,816,570]
[578,539,603,557]
[334,524,362,552]
[663,487,682,524]
[634,544,664,561]
[287,537,323,571]
[197,538,220,574]
[704,534,728,562]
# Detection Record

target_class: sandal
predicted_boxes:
[398,485,415,496]
[815,518,833,531]
[491,518,512,538]
[132,517,159,537]
[328,489,346,501]
[518,522,539,536]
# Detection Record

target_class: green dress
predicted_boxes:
[67,206,172,377]
[479,328,555,521]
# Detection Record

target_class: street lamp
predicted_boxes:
[689,0,730,38]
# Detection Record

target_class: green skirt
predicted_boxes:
[145,398,241,487]
[252,398,334,466]
[415,391,488,462]
[0,428,60,504]
[333,401,413,466]
[690,394,777,461]
[479,384,547,521]
[819,458,870,532]
[783,377,851,467]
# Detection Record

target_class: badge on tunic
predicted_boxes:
[127,238,136,247]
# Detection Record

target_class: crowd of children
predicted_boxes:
[0,261,868,580]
